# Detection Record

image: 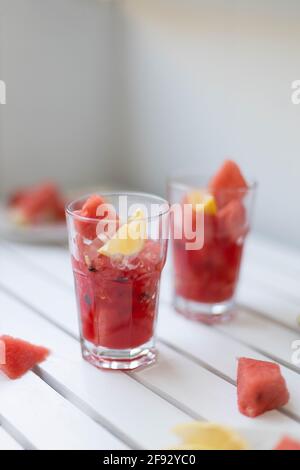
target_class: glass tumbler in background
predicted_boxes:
[66,192,169,370]
[168,175,257,324]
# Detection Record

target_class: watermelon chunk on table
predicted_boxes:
[209,160,248,208]
[0,335,50,380]
[237,358,290,418]
[274,436,300,450]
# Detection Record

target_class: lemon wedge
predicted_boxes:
[98,209,147,257]
[171,422,248,450]
[186,191,217,215]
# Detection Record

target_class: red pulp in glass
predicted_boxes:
[172,200,247,304]
[73,240,164,349]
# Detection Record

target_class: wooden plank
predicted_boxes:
[247,235,300,278]
[0,244,78,336]
[157,303,300,420]
[1,289,300,443]
[0,290,192,450]
[5,242,73,288]
[3,241,300,439]
[136,343,300,432]
[6,236,300,331]
[238,281,300,331]
[1,242,298,373]
[0,428,22,450]
[216,307,299,367]
[0,371,127,450]
[243,260,300,305]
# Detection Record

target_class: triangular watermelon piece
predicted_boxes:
[81,194,106,219]
[209,160,248,208]
[237,358,289,418]
[274,436,300,450]
[0,336,50,380]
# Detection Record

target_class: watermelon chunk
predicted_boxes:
[81,195,106,218]
[209,160,248,207]
[8,189,27,207]
[274,436,300,450]
[237,358,289,418]
[75,194,113,241]
[0,336,50,380]
[9,182,66,225]
[217,199,247,242]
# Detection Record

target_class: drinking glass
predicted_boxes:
[168,175,256,324]
[66,192,169,370]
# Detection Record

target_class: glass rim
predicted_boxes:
[167,173,258,194]
[65,191,170,222]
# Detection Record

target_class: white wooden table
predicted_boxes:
[0,234,300,450]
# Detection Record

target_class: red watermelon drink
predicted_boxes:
[168,161,256,324]
[66,193,169,370]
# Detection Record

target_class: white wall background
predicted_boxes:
[0,0,116,192]
[112,0,300,249]
[1,0,300,248]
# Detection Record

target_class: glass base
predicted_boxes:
[174,294,237,325]
[81,338,157,371]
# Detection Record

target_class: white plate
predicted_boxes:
[0,203,68,244]
[0,185,125,244]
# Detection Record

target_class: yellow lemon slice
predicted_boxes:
[186,191,217,215]
[172,422,248,450]
[98,209,147,257]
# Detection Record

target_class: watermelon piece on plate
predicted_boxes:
[217,199,247,242]
[0,335,50,380]
[9,182,66,225]
[237,358,289,418]
[8,189,27,207]
[209,160,248,207]
[274,436,300,450]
